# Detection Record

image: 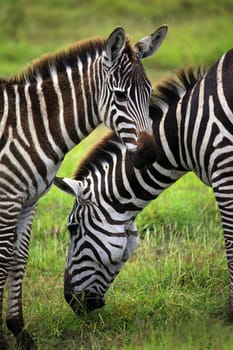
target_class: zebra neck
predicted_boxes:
[35,59,101,156]
[0,59,102,162]
[153,109,180,170]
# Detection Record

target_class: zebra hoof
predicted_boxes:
[6,318,37,350]
[0,337,8,350]
[227,301,233,322]
[16,331,37,350]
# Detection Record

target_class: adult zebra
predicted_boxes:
[55,49,233,321]
[0,26,168,350]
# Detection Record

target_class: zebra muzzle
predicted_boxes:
[65,291,105,315]
[64,269,105,314]
[129,132,157,169]
[84,292,106,311]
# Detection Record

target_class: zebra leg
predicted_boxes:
[6,204,37,350]
[223,231,233,321]
[0,273,10,350]
[223,229,233,321]
[214,186,233,321]
[0,203,20,349]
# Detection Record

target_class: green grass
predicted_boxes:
[7,175,230,350]
[6,146,230,350]
[1,0,233,349]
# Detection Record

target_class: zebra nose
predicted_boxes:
[84,292,105,311]
[130,132,157,169]
[65,291,105,315]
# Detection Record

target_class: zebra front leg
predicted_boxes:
[228,272,233,321]
[223,237,233,322]
[0,279,8,350]
[6,268,36,350]
[215,193,233,320]
[223,234,233,321]
[6,205,37,350]
[0,227,16,349]
[0,277,9,350]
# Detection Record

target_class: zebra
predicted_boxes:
[55,49,233,321]
[0,25,168,350]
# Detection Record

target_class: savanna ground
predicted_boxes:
[1,0,233,349]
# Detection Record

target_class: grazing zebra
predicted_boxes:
[0,26,168,350]
[55,49,233,321]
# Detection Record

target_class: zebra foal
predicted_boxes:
[0,26,168,350]
[55,49,233,321]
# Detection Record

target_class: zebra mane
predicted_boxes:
[73,131,118,180]
[149,66,204,120]
[1,36,133,84]
[73,66,205,180]
[153,66,204,105]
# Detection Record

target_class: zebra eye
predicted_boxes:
[115,90,127,101]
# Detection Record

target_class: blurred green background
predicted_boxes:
[2,2,233,349]
[0,0,232,83]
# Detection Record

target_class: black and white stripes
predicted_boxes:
[55,49,233,320]
[0,26,168,350]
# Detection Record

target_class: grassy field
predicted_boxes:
[2,1,233,349]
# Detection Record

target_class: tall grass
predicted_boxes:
[1,1,233,349]
[5,146,230,350]
[7,174,230,350]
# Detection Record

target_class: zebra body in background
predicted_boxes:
[0,26,168,350]
[55,48,233,320]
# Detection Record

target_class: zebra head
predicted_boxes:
[54,176,138,314]
[100,25,168,168]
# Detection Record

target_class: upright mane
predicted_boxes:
[1,36,133,84]
[157,66,204,102]
[150,66,204,119]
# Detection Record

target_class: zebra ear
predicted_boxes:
[105,27,126,66]
[134,25,168,59]
[53,177,84,197]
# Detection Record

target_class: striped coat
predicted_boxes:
[0,25,168,350]
[55,50,233,321]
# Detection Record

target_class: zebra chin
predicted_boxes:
[129,131,157,169]
[64,291,105,315]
